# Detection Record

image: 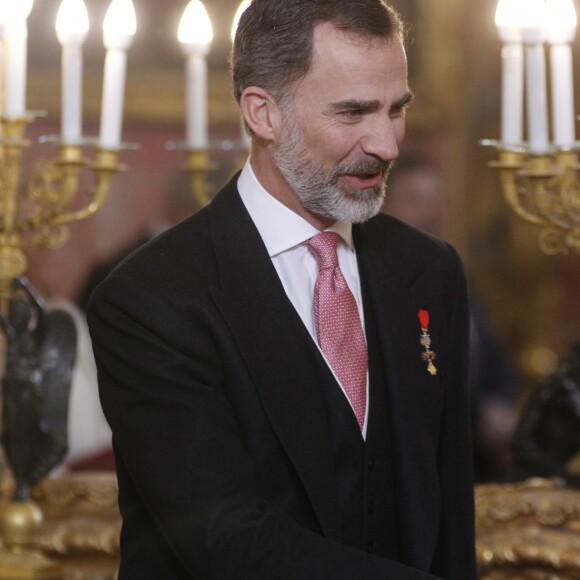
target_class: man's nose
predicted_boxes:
[360,118,401,161]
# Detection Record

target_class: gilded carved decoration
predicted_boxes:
[0,471,120,580]
[33,475,120,559]
[476,478,580,579]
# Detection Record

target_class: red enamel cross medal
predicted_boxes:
[418,309,437,376]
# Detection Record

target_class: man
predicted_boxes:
[88,0,476,578]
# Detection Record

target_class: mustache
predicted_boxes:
[334,159,394,179]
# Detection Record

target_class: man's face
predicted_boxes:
[272,23,411,226]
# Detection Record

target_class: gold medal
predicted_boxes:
[418,309,438,376]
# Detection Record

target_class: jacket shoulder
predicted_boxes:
[90,174,244,303]
[359,212,462,268]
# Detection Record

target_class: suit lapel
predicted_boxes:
[354,219,444,570]
[206,184,341,540]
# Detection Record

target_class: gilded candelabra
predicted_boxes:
[0,115,123,301]
[0,115,125,579]
[488,0,580,255]
[482,142,580,255]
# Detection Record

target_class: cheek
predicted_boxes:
[305,126,362,164]
[394,118,406,143]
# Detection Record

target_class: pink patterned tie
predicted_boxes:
[306,232,368,431]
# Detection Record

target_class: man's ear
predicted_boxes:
[239,86,282,141]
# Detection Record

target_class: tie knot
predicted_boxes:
[306,232,340,270]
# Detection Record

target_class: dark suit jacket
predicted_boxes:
[88,174,476,579]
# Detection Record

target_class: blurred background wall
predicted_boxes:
[22,0,580,475]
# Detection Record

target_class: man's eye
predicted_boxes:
[340,109,364,119]
[390,106,407,118]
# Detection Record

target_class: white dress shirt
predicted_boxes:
[237,160,369,437]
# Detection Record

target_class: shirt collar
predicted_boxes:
[237,159,354,258]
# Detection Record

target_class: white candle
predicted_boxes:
[495,0,527,146]
[99,0,136,149]
[0,4,8,115]
[4,19,28,118]
[185,54,209,149]
[178,0,213,150]
[0,42,4,116]
[500,44,524,146]
[545,0,577,148]
[60,46,83,144]
[525,44,550,154]
[521,0,550,153]
[2,0,33,118]
[550,44,576,147]
[100,49,128,149]
[56,0,89,145]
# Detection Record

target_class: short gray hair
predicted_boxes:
[231,0,405,105]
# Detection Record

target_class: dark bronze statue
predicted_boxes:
[511,343,580,488]
[0,278,76,500]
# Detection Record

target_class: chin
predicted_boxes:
[325,195,385,224]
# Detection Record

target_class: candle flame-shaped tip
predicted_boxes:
[496,0,547,29]
[56,0,89,45]
[178,0,213,50]
[231,0,252,43]
[546,0,577,43]
[495,0,528,43]
[495,0,522,28]
[103,0,137,50]
[520,0,547,30]
[496,0,546,43]
[0,0,34,22]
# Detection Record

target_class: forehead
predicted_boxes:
[293,22,408,103]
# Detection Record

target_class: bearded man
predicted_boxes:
[88,0,476,578]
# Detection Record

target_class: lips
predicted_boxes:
[343,171,383,189]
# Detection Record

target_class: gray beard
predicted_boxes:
[273,114,392,224]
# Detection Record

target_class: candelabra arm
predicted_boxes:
[484,144,580,254]
[50,149,123,226]
[55,145,86,212]
[522,156,571,229]
[14,146,85,236]
[491,151,548,226]
[0,145,123,297]
[554,150,579,170]
[554,151,580,224]
[185,149,215,207]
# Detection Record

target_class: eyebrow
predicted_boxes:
[326,91,415,115]
[326,100,381,115]
[393,91,414,111]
